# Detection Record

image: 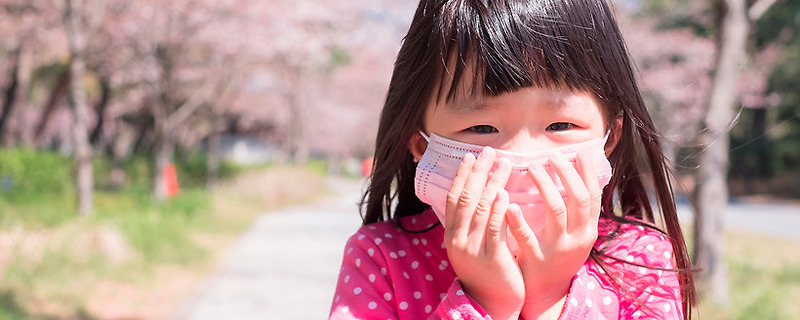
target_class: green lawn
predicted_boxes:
[696,230,800,319]
[0,165,327,319]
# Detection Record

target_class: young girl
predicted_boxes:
[331,0,696,319]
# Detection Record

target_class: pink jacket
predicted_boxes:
[330,209,683,319]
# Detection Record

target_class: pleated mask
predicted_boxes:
[414,132,613,252]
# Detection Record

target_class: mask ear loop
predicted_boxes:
[413,130,431,163]
[418,130,431,142]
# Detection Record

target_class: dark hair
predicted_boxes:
[361,0,696,317]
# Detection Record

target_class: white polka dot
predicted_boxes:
[425,305,432,313]
[425,251,432,257]
[355,258,361,267]
[344,275,350,283]
[384,292,392,301]
[411,261,420,269]
[369,274,376,282]
[335,295,341,303]
[426,274,434,281]
[639,266,647,274]
[380,268,387,275]
[412,238,420,245]
[375,238,383,245]
[421,239,428,245]
[403,272,410,279]
[342,306,350,313]
[368,226,377,230]
[663,251,672,259]
[664,303,671,312]
[399,301,408,310]
[585,299,593,308]
[440,293,448,300]
[587,282,596,290]
[626,255,634,262]
[456,290,464,296]
[385,233,393,238]
[389,252,398,259]
[347,247,353,254]
[368,301,377,309]
[638,226,645,231]
[603,296,611,305]
[358,234,366,240]
[441,242,446,249]
[451,312,462,319]
[570,298,578,306]
[398,250,407,257]
[414,291,422,299]
[646,244,654,251]
[367,248,374,257]
[354,287,362,295]
[412,218,418,224]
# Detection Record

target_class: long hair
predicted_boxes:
[361,0,696,317]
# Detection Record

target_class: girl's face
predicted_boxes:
[411,87,613,158]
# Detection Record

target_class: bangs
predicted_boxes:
[429,0,621,105]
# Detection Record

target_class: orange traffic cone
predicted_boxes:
[164,162,180,198]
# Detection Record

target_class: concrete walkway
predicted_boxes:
[174,177,364,320]
[175,177,800,319]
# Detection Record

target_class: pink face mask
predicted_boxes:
[414,132,613,251]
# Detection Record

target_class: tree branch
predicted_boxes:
[749,0,780,21]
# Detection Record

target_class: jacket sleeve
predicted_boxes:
[330,230,492,320]
[557,225,683,320]
[330,231,397,319]
[431,280,492,320]
[615,228,683,319]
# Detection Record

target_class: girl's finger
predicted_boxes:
[485,188,510,253]
[445,152,476,231]
[505,203,541,257]
[450,147,496,239]
[548,152,592,233]
[575,151,602,232]
[471,157,512,238]
[527,159,567,241]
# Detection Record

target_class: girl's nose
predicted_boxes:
[498,133,556,153]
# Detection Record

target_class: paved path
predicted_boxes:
[174,177,364,320]
[175,177,800,319]
[678,199,800,241]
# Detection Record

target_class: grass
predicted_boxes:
[0,164,328,319]
[695,230,800,319]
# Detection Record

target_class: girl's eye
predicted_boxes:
[467,125,498,134]
[546,122,576,131]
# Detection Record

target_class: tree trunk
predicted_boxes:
[65,0,94,216]
[35,67,71,146]
[0,46,21,147]
[90,75,111,146]
[692,0,749,305]
[206,115,222,191]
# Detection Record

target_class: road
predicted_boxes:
[175,177,800,319]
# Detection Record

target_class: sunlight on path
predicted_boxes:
[175,177,364,320]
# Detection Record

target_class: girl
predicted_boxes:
[331,0,696,319]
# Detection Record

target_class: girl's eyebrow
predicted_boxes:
[448,98,489,113]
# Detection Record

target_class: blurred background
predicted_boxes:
[0,0,798,319]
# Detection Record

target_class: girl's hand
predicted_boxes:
[444,147,525,320]
[508,151,602,320]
